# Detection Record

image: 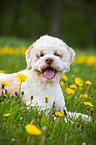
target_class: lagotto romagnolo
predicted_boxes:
[0,35,91,121]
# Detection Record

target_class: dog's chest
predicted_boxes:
[21,80,65,109]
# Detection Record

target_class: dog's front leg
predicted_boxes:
[66,111,92,122]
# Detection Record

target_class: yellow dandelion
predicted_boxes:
[65,88,75,94]
[16,74,28,82]
[74,77,83,86]
[55,111,64,117]
[85,81,92,85]
[25,124,42,135]
[91,108,93,111]
[1,81,8,86]
[83,94,88,98]
[67,96,69,99]
[83,102,93,107]
[3,113,10,117]
[69,84,76,89]
[80,94,88,98]
[0,70,4,73]
[77,56,86,64]
[60,81,65,86]
[46,96,50,99]
[79,94,83,98]
[79,87,83,91]
[86,56,96,67]
[62,75,68,81]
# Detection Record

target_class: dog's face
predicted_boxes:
[26,35,75,83]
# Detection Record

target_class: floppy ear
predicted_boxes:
[25,44,34,70]
[66,45,75,65]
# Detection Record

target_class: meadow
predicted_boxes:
[0,37,96,145]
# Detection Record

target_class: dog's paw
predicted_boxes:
[67,112,92,122]
[81,114,92,122]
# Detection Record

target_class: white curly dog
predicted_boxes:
[0,35,91,121]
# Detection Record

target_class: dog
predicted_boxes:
[0,35,91,121]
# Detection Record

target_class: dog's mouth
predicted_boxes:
[42,67,57,79]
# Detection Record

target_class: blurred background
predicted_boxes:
[0,0,96,49]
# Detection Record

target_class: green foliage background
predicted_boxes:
[0,0,96,48]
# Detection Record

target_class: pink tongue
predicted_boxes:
[44,68,55,79]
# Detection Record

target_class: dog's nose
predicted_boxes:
[45,57,54,64]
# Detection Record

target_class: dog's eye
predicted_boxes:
[40,53,44,57]
[54,52,62,58]
[54,53,59,56]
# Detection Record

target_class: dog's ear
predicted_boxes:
[66,45,75,65]
[25,44,34,70]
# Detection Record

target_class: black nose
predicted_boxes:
[45,57,54,64]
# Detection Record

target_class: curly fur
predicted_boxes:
[0,35,91,121]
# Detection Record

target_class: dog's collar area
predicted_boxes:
[42,67,57,79]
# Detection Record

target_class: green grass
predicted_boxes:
[0,37,96,145]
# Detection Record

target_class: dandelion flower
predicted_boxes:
[3,113,10,117]
[55,111,64,117]
[74,77,83,86]
[16,74,28,82]
[62,75,68,81]
[80,94,88,98]
[91,108,93,111]
[83,102,93,107]
[0,70,4,73]
[69,84,76,89]
[85,81,92,85]
[25,124,42,135]
[79,94,83,98]
[77,56,86,64]
[60,81,65,86]
[1,81,8,87]
[46,96,50,99]
[79,87,83,91]
[83,94,88,98]
[65,88,75,94]
[86,56,96,67]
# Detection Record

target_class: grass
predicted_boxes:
[0,37,96,145]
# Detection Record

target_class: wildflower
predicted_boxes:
[90,108,93,111]
[31,120,35,124]
[67,96,69,99]
[69,84,76,89]
[1,81,8,87]
[45,96,50,104]
[77,56,86,64]
[79,94,83,98]
[3,113,10,117]
[86,56,96,67]
[62,75,68,81]
[80,94,88,98]
[11,138,15,142]
[65,88,75,94]
[83,102,93,107]
[53,102,55,106]
[79,87,83,91]
[83,94,88,98]
[55,111,64,117]
[74,77,83,86]
[46,96,50,99]
[85,81,92,85]
[25,124,41,135]
[87,106,89,109]
[60,81,65,86]
[16,74,28,82]
[0,70,4,73]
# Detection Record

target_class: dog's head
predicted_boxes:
[25,35,75,83]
